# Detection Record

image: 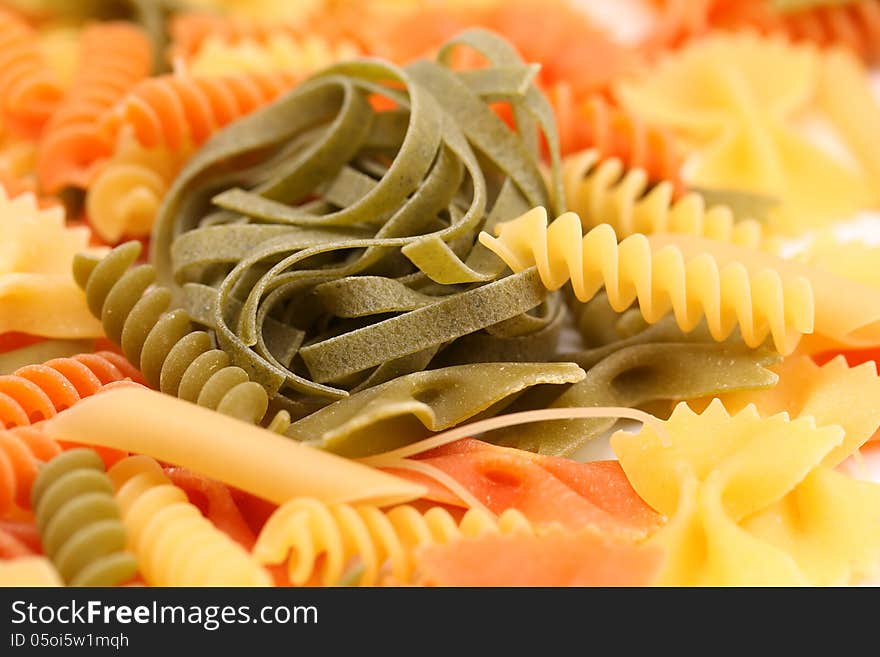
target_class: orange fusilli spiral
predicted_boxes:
[548,87,686,190]
[661,0,880,63]
[0,8,64,137]
[36,22,152,193]
[775,1,880,63]
[0,425,62,514]
[0,352,144,429]
[102,71,298,151]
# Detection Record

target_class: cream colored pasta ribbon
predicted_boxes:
[0,557,63,586]
[43,386,425,507]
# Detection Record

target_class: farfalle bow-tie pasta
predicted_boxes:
[1,0,880,589]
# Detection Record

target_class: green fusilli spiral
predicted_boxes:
[31,448,138,586]
[72,241,288,430]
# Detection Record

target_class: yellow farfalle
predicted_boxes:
[701,355,880,467]
[0,186,104,337]
[612,400,880,585]
[615,32,878,234]
[186,33,361,77]
[479,207,814,353]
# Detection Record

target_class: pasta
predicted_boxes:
[0,556,63,586]
[0,186,104,339]
[3,0,880,591]
[0,351,143,428]
[109,454,271,586]
[73,241,282,426]
[561,149,765,246]
[491,338,779,456]
[0,7,64,137]
[253,497,534,586]
[701,354,880,466]
[548,89,687,186]
[479,207,814,353]
[711,0,880,64]
[37,22,152,192]
[615,31,878,233]
[413,525,664,586]
[102,70,298,150]
[285,362,586,457]
[42,385,426,507]
[144,28,564,419]
[0,425,61,513]
[186,33,362,78]
[85,135,188,242]
[613,400,880,585]
[649,232,880,349]
[168,11,324,61]
[31,448,138,586]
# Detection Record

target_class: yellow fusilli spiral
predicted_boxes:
[253,498,535,586]
[31,448,138,586]
[86,138,187,243]
[187,33,362,77]
[479,207,814,354]
[562,149,766,248]
[109,455,272,587]
[72,242,283,428]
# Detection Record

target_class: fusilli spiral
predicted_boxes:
[103,71,297,150]
[253,497,535,586]
[31,448,138,586]
[0,352,143,429]
[109,455,271,586]
[0,8,64,137]
[0,425,61,514]
[36,22,152,192]
[72,242,278,427]
[562,149,765,247]
[186,33,362,78]
[479,207,814,353]
[549,88,686,188]
[85,137,186,243]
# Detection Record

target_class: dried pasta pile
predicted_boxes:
[1,0,880,587]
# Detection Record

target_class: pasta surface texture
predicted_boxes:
[0,187,104,338]
[479,207,814,353]
[37,21,152,192]
[109,454,271,586]
[31,448,137,586]
[253,497,534,586]
[613,400,880,585]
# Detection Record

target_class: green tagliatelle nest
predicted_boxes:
[131,28,778,456]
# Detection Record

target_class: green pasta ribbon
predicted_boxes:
[286,362,586,457]
[147,29,567,415]
[490,306,782,456]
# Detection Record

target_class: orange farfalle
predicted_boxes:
[384,439,661,536]
[37,22,152,192]
[415,526,664,586]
